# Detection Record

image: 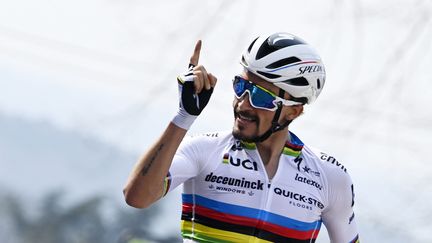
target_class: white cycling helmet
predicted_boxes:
[241,32,326,104]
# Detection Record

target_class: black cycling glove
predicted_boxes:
[172,66,214,129]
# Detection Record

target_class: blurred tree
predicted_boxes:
[3,190,106,243]
[0,190,181,243]
[113,202,181,243]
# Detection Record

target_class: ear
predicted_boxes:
[285,105,304,121]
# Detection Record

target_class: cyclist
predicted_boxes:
[124,32,360,243]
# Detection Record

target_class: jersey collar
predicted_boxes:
[282,132,304,157]
[237,131,304,157]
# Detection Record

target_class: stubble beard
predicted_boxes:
[232,110,261,143]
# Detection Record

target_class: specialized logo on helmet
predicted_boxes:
[298,65,324,75]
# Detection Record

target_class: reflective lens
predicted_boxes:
[233,76,279,110]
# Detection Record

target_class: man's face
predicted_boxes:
[232,72,289,142]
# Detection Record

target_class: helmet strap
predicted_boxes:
[253,90,291,143]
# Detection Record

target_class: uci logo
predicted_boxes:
[223,154,258,171]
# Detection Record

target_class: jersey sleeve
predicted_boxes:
[163,134,216,195]
[321,167,360,243]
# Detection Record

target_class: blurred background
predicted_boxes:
[1,0,431,242]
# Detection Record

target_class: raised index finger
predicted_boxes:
[189,40,202,67]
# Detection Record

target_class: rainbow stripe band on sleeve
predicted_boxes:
[162,172,171,197]
[181,194,321,242]
[350,234,360,243]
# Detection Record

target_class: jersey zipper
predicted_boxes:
[247,149,275,242]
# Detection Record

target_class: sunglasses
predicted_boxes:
[232,76,302,111]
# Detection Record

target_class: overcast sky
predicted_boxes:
[1,0,432,242]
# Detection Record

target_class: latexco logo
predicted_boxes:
[223,153,258,171]
[294,173,322,190]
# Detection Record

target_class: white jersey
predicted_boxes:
[164,131,359,243]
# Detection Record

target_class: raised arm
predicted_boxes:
[123,40,217,208]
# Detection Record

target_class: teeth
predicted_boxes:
[239,114,254,121]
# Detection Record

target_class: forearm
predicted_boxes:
[123,122,187,208]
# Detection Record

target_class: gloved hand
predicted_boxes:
[172,40,217,130]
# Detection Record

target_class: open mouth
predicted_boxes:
[235,111,258,123]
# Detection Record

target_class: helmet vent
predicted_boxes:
[283,77,309,86]
[241,56,247,66]
[257,71,281,79]
[266,57,301,69]
[316,78,321,89]
[256,37,278,60]
[256,35,305,60]
[247,37,259,53]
